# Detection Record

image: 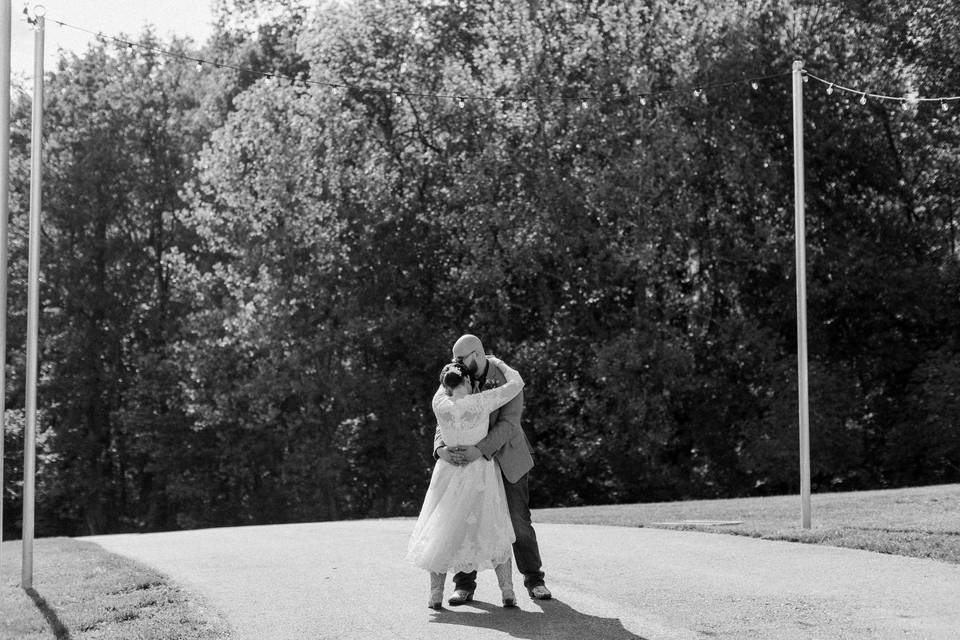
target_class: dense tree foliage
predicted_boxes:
[3,0,959,536]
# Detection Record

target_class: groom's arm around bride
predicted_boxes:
[432,355,530,472]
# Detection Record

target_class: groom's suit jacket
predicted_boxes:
[433,356,534,484]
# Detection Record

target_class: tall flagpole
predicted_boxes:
[792,60,812,529]
[22,11,44,589]
[0,0,10,577]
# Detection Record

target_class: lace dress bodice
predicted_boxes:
[431,357,524,448]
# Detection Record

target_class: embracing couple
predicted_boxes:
[405,334,552,609]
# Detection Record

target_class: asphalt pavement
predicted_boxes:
[83,519,960,639]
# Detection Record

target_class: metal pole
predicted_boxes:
[0,0,10,577]
[792,60,811,529]
[22,13,43,589]
[0,0,13,576]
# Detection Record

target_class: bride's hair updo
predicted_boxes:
[440,362,468,391]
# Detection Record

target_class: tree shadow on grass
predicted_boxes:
[25,588,72,640]
[429,597,648,640]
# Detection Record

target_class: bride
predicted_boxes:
[406,357,524,609]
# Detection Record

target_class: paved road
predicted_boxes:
[84,520,960,640]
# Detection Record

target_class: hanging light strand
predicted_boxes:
[46,15,791,107]
[50,18,308,88]
[804,70,960,107]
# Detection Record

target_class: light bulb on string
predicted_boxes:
[826,83,834,95]
[195,60,203,72]
[750,81,758,91]
[942,101,949,112]
[458,99,465,109]
[580,100,588,110]
[22,5,45,28]
[639,95,647,106]
[859,93,867,105]
[693,88,702,98]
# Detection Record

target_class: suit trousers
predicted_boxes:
[453,469,545,592]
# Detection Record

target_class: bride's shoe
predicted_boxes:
[494,559,517,608]
[428,572,446,610]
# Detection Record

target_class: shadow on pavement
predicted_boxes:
[25,588,73,640]
[429,597,648,640]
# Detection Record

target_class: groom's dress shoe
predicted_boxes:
[528,584,552,600]
[448,589,474,606]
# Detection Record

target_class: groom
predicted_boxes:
[434,334,552,604]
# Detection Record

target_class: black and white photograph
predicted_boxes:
[1,1,959,638]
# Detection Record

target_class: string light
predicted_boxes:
[806,71,960,112]
[46,14,791,108]
[56,12,960,119]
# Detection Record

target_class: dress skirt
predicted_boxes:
[406,457,515,574]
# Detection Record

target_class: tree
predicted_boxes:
[8,0,960,536]
[23,36,212,535]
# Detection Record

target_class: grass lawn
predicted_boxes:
[533,482,960,564]
[0,537,231,640]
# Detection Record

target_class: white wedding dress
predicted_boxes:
[406,357,522,574]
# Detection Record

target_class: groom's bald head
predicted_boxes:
[452,334,484,358]
[452,334,486,376]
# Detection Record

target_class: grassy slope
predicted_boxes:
[532,483,960,563]
[0,537,231,640]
